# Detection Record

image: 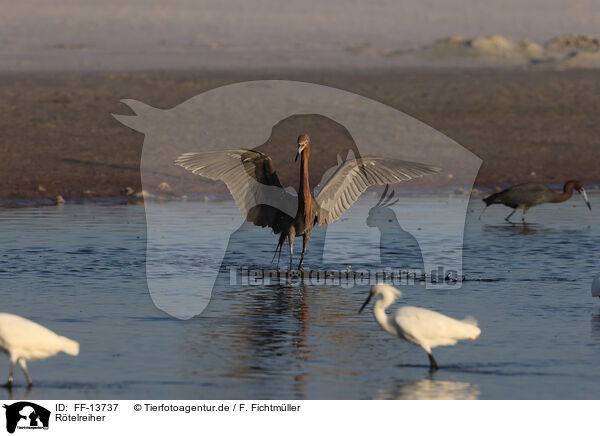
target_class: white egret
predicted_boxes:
[592,277,600,298]
[359,283,481,370]
[0,313,79,387]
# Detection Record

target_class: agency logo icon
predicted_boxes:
[3,402,50,434]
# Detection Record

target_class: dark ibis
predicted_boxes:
[481,180,591,222]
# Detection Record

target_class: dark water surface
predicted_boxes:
[1,193,599,399]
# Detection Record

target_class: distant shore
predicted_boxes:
[1,68,599,206]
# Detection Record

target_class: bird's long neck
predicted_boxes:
[551,183,575,203]
[373,295,397,337]
[298,151,312,224]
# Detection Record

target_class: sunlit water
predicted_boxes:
[0,193,599,400]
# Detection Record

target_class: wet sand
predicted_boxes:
[1,69,599,203]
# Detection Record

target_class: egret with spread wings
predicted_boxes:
[175,134,441,270]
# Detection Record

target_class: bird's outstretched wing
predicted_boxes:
[175,150,297,234]
[314,157,442,225]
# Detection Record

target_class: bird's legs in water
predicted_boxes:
[18,358,32,386]
[2,360,15,388]
[478,206,488,220]
[288,233,295,271]
[276,244,282,268]
[504,210,517,222]
[271,233,286,268]
[297,228,312,270]
[270,242,280,267]
[505,205,524,223]
[521,206,530,222]
[427,353,439,371]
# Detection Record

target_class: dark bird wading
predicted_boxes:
[176,134,441,270]
[481,180,591,222]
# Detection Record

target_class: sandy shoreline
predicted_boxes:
[1,68,599,205]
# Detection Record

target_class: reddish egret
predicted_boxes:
[0,313,79,387]
[176,134,441,270]
[481,180,592,222]
[359,283,481,370]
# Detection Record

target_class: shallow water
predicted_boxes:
[0,193,599,400]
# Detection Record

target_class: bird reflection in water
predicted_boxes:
[482,222,547,236]
[373,377,480,400]
[1,386,32,401]
[180,278,316,395]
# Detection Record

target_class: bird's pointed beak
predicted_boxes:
[580,188,592,211]
[358,294,373,314]
[295,144,306,163]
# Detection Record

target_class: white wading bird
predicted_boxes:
[359,284,481,370]
[0,313,79,387]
